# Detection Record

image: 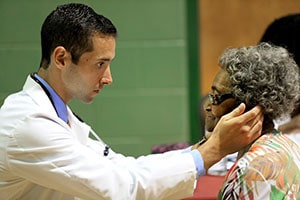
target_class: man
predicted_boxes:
[0,3,263,200]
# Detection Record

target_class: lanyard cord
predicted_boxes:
[30,73,68,124]
[90,129,110,156]
[30,73,56,110]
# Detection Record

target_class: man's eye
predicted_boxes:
[98,62,105,68]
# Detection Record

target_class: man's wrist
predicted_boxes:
[190,149,206,177]
[196,139,223,171]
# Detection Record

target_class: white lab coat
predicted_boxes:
[0,75,197,200]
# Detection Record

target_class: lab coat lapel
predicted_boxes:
[23,75,58,118]
[67,108,91,145]
[25,75,95,146]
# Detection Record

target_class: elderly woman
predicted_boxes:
[203,43,300,199]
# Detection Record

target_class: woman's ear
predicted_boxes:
[52,46,71,69]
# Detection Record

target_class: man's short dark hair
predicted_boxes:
[40,3,117,68]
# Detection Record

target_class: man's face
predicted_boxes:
[61,34,116,104]
[204,69,236,133]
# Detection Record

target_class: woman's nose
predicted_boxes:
[203,96,211,111]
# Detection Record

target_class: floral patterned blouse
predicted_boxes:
[218,130,300,200]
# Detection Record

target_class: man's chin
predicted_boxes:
[80,97,95,104]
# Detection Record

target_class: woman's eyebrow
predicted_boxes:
[211,86,221,93]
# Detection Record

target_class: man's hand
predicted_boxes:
[194,103,263,171]
[278,114,300,134]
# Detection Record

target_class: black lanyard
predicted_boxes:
[30,73,57,115]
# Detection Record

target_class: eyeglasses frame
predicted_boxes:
[208,93,234,105]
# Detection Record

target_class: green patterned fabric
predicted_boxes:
[218,130,300,200]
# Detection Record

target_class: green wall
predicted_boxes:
[0,0,200,156]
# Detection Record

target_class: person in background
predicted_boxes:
[202,43,300,199]
[260,13,300,145]
[0,3,263,200]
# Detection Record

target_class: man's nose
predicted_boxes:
[101,66,113,85]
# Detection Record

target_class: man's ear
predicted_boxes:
[52,46,71,69]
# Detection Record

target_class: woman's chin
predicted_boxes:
[205,125,215,134]
[205,131,213,139]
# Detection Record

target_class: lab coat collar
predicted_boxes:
[32,73,68,124]
[23,75,58,119]
[23,75,91,144]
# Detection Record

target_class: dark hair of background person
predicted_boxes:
[259,13,300,116]
[260,13,300,65]
[40,3,118,69]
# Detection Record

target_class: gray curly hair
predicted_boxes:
[219,42,300,120]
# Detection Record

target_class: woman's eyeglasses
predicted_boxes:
[208,93,234,105]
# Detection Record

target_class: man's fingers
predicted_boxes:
[238,105,263,125]
[222,103,263,127]
[239,106,263,144]
[247,107,264,129]
[247,116,263,141]
[224,103,246,118]
[223,104,263,145]
[205,103,263,158]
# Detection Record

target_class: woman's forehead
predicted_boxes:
[212,69,231,92]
